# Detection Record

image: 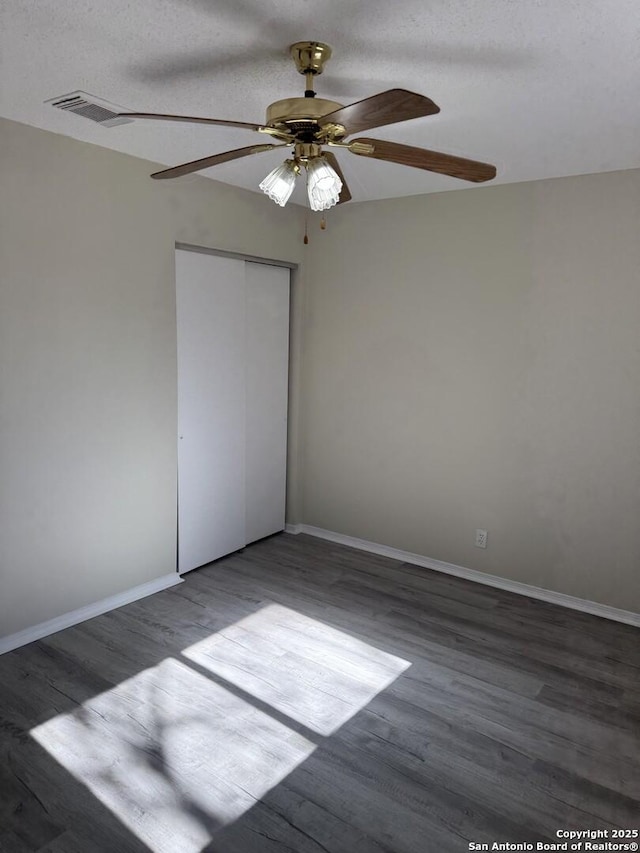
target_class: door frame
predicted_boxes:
[175,242,297,271]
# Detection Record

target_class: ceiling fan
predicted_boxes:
[117,41,497,210]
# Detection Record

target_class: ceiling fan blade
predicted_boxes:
[151,144,288,180]
[323,151,352,204]
[320,90,439,137]
[350,138,497,183]
[118,112,264,132]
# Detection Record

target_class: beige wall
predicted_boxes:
[2,115,638,640]
[0,118,305,637]
[299,169,640,611]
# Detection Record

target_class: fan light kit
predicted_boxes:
[116,41,497,217]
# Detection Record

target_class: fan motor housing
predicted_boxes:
[266,97,345,140]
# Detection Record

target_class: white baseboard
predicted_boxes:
[287,524,640,628]
[0,573,183,655]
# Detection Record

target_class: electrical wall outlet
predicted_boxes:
[475,529,488,549]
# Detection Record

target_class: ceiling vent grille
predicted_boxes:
[45,91,133,127]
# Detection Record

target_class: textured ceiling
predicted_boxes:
[2,0,640,205]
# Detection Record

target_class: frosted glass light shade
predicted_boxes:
[307,156,342,212]
[259,160,298,207]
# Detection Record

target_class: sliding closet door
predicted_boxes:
[176,250,290,572]
[245,262,290,543]
[176,250,246,573]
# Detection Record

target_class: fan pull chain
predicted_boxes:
[303,213,331,243]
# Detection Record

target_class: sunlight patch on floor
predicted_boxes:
[182,603,411,735]
[31,657,316,853]
[30,604,411,852]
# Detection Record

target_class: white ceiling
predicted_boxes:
[2,0,640,205]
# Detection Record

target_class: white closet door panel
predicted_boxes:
[176,250,246,573]
[245,262,290,544]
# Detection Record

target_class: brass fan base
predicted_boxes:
[261,44,344,141]
[290,42,332,76]
[265,96,343,127]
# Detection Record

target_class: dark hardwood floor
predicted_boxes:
[1,533,638,852]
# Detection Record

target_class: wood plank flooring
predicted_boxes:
[1,532,638,852]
